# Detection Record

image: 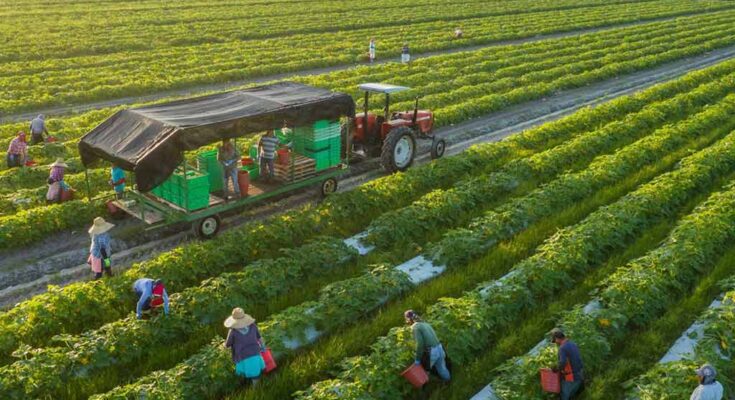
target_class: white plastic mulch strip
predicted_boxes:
[658,298,723,363]
[395,255,446,285]
[478,269,520,298]
[470,384,500,400]
[343,231,375,255]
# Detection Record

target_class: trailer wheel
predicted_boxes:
[321,177,338,197]
[431,138,446,159]
[194,215,221,239]
[381,126,416,172]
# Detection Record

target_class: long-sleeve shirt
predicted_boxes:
[225,324,263,363]
[218,146,240,171]
[133,278,169,319]
[30,117,47,135]
[690,381,724,400]
[49,166,64,183]
[557,340,584,381]
[90,232,112,259]
[411,321,441,361]
[7,137,27,155]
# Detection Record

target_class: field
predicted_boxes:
[2,1,735,399]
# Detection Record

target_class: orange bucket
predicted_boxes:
[261,348,277,373]
[401,363,429,388]
[539,368,561,393]
[277,149,290,165]
[237,170,250,195]
[241,157,254,166]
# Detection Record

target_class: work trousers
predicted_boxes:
[560,379,583,400]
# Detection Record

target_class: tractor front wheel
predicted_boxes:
[431,138,446,159]
[381,126,416,172]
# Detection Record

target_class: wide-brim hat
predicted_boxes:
[50,158,68,168]
[88,217,114,235]
[224,307,255,329]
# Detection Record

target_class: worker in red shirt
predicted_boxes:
[550,328,584,400]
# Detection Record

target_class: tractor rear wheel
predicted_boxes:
[381,126,416,172]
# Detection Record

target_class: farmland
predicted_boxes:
[2,1,735,399]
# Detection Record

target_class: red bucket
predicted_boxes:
[237,170,250,195]
[46,136,57,143]
[539,368,561,393]
[401,363,429,388]
[261,348,277,373]
[277,149,290,165]
[24,160,36,167]
[60,188,74,202]
[241,157,254,166]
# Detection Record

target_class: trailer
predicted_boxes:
[78,82,355,238]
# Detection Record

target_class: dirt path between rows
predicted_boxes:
[0,11,712,124]
[1,44,732,309]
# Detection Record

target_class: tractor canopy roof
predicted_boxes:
[78,82,355,191]
[359,83,411,94]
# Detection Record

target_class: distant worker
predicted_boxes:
[29,114,49,145]
[133,278,170,319]
[46,158,69,203]
[218,138,241,199]
[368,38,376,63]
[690,364,723,400]
[550,328,584,400]
[401,43,411,64]
[454,27,464,39]
[6,131,28,168]
[88,217,114,279]
[258,130,279,182]
[224,307,267,386]
[404,309,451,381]
[110,162,126,199]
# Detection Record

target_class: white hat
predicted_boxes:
[50,158,68,168]
[88,217,114,235]
[224,307,255,329]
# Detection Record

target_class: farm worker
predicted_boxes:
[258,130,279,182]
[133,278,170,319]
[29,114,49,145]
[88,217,114,279]
[6,131,28,168]
[454,27,463,39]
[368,38,376,63]
[46,158,69,203]
[404,309,451,381]
[218,139,241,199]
[690,364,723,400]
[110,163,126,200]
[550,328,585,400]
[401,43,410,64]
[224,307,267,386]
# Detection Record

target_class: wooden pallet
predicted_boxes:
[274,155,316,181]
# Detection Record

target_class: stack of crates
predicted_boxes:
[293,120,342,171]
[197,150,224,192]
[150,167,210,211]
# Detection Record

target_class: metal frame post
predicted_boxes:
[84,168,92,200]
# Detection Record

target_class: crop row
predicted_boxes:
[101,78,735,400]
[487,176,735,399]
[293,98,735,399]
[2,50,731,363]
[1,0,726,114]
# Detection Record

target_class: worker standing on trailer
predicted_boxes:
[368,38,376,63]
[258,130,279,182]
[110,162,126,199]
[401,43,410,64]
[29,114,49,145]
[133,278,170,319]
[87,217,114,279]
[690,364,723,400]
[218,139,241,199]
[46,158,69,203]
[550,328,585,400]
[404,309,451,381]
[224,307,267,386]
[6,131,28,168]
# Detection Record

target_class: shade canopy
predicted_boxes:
[358,83,411,94]
[79,82,355,191]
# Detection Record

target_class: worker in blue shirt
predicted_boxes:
[133,278,170,319]
[550,328,584,400]
[110,163,126,200]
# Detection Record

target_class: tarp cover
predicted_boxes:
[79,82,355,191]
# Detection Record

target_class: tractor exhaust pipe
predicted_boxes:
[412,96,419,127]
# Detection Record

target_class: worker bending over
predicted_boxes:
[405,309,451,381]
[6,131,28,168]
[550,328,584,400]
[134,278,170,319]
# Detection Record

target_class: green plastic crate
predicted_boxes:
[242,164,259,181]
[197,153,223,192]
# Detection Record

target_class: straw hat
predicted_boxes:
[88,217,115,235]
[224,307,255,329]
[50,158,68,168]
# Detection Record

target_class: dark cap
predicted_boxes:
[549,328,565,341]
[404,309,418,320]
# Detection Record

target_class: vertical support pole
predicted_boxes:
[85,168,92,201]
[183,156,189,211]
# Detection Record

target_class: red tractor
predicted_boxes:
[350,83,445,172]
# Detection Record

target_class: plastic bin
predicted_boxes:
[401,364,429,388]
[277,149,290,165]
[238,170,250,196]
[539,368,561,393]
